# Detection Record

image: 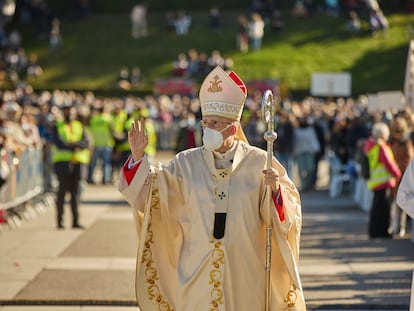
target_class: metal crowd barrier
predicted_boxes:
[0,147,45,212]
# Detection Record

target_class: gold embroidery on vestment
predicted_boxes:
[219,171,227,178]
[209,239,224,310]
[141,176,174,311]
[208,75,223,93]
[283,284,298,310]
[203,102,240,115]
[218,192,226,200]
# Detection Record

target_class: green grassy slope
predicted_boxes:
[21,10,414,97]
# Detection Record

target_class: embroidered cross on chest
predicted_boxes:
[218,192,226,200]
[219,171,227,178]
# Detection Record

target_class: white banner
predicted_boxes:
[367,91,405,112]
[311,72,351,97]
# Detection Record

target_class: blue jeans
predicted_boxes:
[87,146,113,184]
[275,152,294,178]
[250,37,262,51]
[295,152,315,191]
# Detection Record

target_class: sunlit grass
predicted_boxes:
[19,10,414,97]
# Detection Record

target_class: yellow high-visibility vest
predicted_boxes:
[113,111,129,152]
[113,110,128,134]
[89,114,114,147]
[117,117,134,152]
[366,143,394,190]
[52,120,90,164]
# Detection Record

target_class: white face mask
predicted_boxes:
[203,127,227,151]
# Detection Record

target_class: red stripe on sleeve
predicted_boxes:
[123,158,141,185]
[271,190,285,222]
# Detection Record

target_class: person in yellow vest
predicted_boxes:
[51,103,90,229]
[364,121,401,238]
[111,101,128,176]
[87,104,115,185]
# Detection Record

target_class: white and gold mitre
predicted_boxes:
[199,66,247,121]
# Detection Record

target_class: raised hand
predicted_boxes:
[128,117,148,161]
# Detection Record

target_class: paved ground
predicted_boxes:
[0,153,413,311]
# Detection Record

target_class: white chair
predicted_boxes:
[359,180,373,212]
[353,176,363,204]
[329,155,351,198]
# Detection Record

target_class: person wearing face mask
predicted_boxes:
[51,103,90,229]
[119,66,306,311]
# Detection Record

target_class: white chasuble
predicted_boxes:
[119,141,306,311]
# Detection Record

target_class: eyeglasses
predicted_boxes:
[200,119,234,129]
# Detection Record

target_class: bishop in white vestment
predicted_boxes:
[119,66,306,311]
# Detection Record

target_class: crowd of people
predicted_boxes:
[129,0,396,88]
[0,0,412,237]
[0,28,44,87]
[0,3,412,310]
[172,49,234,79]
[117,66,143,90]
[0,81,413,239]
[3,0,398,94]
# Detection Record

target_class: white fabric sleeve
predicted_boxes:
[396,160,414,218]
[127,156,144,169]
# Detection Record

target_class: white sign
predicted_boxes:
[367,94,378,113]
[379,91,404,111]
[311,72,351,97]
[367,91,405,112]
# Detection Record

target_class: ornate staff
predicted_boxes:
[262,90,277,311]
